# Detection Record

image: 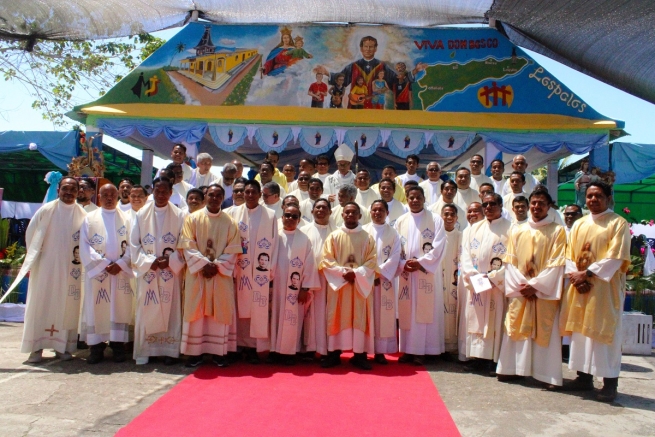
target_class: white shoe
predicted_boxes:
[27,350,43,363]
[135,357,149,365]
[55,351,73,361]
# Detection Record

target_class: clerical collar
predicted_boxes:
[410,209,425,216]
[486,216,504,224]
[283,228,296,234]
[59,200,76,209]
[428,180,440,185]
[154,204,168,212]
[459,187,471,192]
[341,224,362,233]
[445,227,456,233]
[372,222,386,229]
[528,214,552,228]
[314,221,331,229]
[591,209,612,219]
[101,207,117,213]
[205,207,221,217]
[247,204,260,212]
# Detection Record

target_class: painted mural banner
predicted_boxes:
[79,22,614,132]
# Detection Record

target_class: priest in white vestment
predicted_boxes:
[154,144,193,182]
[80,184,134,364]
[188,153,219,188]
[560,183,630,402]
[468,155,493,191]
[323,144,355,205]
[501,155,540,196]
[269,205,320,363]
[394,186,447,365]
[453,168,480,210]
[287,171,312,203]
[321,202,377,370]
[299,178,325,222]
[364,200,401,364]
[492,191,566,387]
[428,180,467,231]
[490,159,507,196]
[18,177,86,363]
[300,199,337,362]
[228,180,279,363]
[459,193,511,374]
[419,162,442,207]
[441,204,462,354]
[179,185,242,367]
[396,154,423,187]
[377,178,407,227]
[118,178,134,213]
[354,169,380,211]
[130,177,187,365]
[331,184,371,227]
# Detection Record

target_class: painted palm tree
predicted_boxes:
[170,42,186,67]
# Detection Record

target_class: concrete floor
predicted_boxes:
[1,322,653,437]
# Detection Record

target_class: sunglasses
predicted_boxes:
[284,213,300,220]
[482,201,499,208]
[298,177,310,181]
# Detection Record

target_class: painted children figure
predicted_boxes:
[329,74,346,108]
[393,68,412,110]
[308,72,328,108]
[371,70,390,110]
[349,76,368,109]
[290,36,313,59]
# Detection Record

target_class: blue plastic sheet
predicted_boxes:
[0,131,80,170]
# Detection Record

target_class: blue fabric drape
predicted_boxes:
[96,119,207,144]
[591,142,655,184]
[0,131,79,170]
[479,132,608,155]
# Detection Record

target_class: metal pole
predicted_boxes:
[141,148,154,187]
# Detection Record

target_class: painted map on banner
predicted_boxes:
[88,22,602,120]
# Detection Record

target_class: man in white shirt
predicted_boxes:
[355,169,379,210]
[377,178,408,226]
[313,154,331,185]
[419,161,442,206]
[469,154,492,191]
[189,153,219,187]
[78,178,98,213]
[155,144,193,182]
[396,154,423,186]
[490,159,507,195]
[503,171,527,220]
[502,155,540,196]
[262,182,283,219]
[453,168,480,210]
[117,178,134,213]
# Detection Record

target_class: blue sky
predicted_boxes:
[0,25,653,171]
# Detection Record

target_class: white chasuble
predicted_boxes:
[493,217,566,385]
[231,204,278,347]
[363,222,401,354]
[321,226,376,354]
[301,221,337,355]
[270,229,320,355]
[459,217,511,361]
[394,210,447,355]
[356,188,380,211]
[453,187,480,210]
[131,202,186,360]
[386,199,407,227]
[331,204,371,227]
[19,200,86,354]
[179,208,242,356]
[443,228,462,352]
[419,180,442,206]
[80,208,133,344]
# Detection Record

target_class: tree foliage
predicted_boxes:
[0,34,165,126]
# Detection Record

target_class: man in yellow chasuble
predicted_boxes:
[560,182,630,402]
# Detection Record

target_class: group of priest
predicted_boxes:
[17,143,629,403]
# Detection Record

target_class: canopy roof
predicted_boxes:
[72,23,620,172]
[2,1,654,106]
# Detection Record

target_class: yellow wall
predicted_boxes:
[179,49,257,79]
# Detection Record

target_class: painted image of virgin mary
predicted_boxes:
[262,27,296,77]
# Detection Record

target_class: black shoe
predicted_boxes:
[497,374,524,383]
[77,335,89,350]
[488,361,498,377]
[110,342,126,363]
[185,355,203,368]
[374,354,388,365]
[412,355,425,366]
[265,352,279,364]
[320,351,341,368]
[164,356,177,366]
[246,348,260,365]
[349,353,372,371]
[561,345,570,363]
[463,359,486,372]
[226,351,241,364]
[597,378,618,402]
[563,372,595,391]
[212,355,229,367]
[87,344,105,364]
[283,354,296,366]
[398,353,414,364]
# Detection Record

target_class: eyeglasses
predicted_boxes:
[482,201,499,208]
[427,168,440,172]
[298,177,310,181]
[283,213,300,220]
[233,189,245,194]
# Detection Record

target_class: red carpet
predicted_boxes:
[116,355,460,437]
